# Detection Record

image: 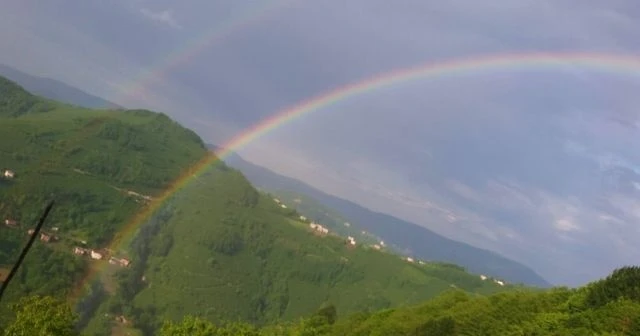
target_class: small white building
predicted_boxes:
[380,241,385,247]
[280,204,287,209]
[494,279,505,286]
[299,215,307,221]
[347,236,356,245]
[273,198,281,204]
[3,170,15,179]
[90,250,103,260]
[309,223,329,235]
[406,257,415,263]
[480,275,487,281]
[372,244,381,250]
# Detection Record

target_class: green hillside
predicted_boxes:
[0,76,207,324]
[6,266,640,335]
[264,189,384,247]
[82,160,513,335]
[223,150,551,287]
[0,76,516,335]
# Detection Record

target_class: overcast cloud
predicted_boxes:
[2,0,640,286]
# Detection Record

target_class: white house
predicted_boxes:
[90,250,103,260]
[372,244,381,250]
[480,275,487,281]
[406,257,415,263]
[280,204,287,209]
[3,170,15,179]
[347,236,356,245]
[299,215,307,221]
[494,279,505,286]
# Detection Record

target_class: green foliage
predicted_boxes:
[0,76,208,322]
[2,295,78,336]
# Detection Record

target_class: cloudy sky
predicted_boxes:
[3,0,640,286]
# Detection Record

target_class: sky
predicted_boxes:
[2,0,640,286]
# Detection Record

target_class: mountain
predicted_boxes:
[0,76,515,335]
[0,64,122,109]
[219,147,552,288]
[0,75,206,327]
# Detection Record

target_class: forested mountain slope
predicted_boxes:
[221,149,551,287]
[0,76,514,335]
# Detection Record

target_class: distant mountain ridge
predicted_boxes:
[0,64,122,109]
[214,145,551,287]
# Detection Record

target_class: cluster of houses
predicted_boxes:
[73,246,131,267]
[27,228,59,243]
[309,222,329,235]
[2,169,15,179]
[273,198,288,209]
[479,274,505,286]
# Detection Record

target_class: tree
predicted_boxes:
[3,295,78,336]
[160,316,217,336]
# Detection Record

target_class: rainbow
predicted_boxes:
[115,0,297,106]
[73,51,640,300]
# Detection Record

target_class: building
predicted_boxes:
[494,279,505,286]
[120,258,131,267]
[73,247,87,255]
[347,236,356,246]
[3,170,15,179]
[480,275,487,281]
[372,244,381,250]
[299,215,307,221]
[27,229,35,236]
[309,223,329,235]
[406,257,415,263]
[280,204,287,209]
[90,250,103,260]
[4,219,17,227]
[40,233,52,243]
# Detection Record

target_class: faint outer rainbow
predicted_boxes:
[116,0,296,105]
[72,51,640,299]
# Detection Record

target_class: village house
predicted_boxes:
[406,257,415,263]
[480,275,487,281]
[372,244,381,250]
[40,233,52,243]
[73,247,87,256]
[3,170,15,179]
[90,250,103,260]
[120,258,131,267]
[418,260,426,265]
[380,241,385,247]
[299,215,307,221]
[280,204,287,209]
[347,236,356,246]
[344,222,351,227]
[273,198,281,204]
[27,229,34,236]
[4,219,17,227]
[494,279,505,286]
[309,223,329,235]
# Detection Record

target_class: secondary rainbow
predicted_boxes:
[73,51,640,300]
[114,0,296,106]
